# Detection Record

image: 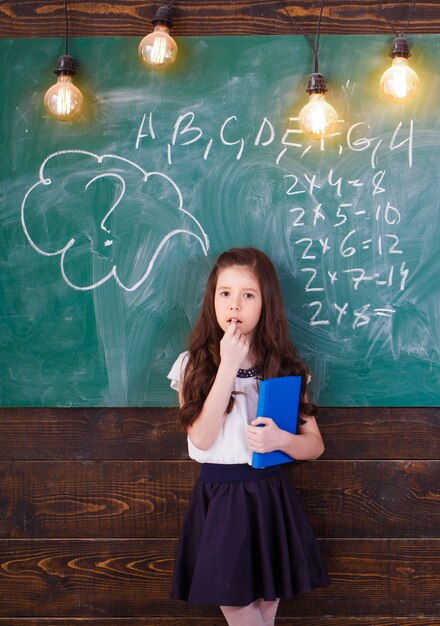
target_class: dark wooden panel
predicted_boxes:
[1,460,439,539]
[0,539,438,616]
[0,407,438,460]
[0,407,186,461]
[318,408,440,460]
[291,460,440,538]
[0,460,198,539]
[0,616,439,626]
[1,1,440,38]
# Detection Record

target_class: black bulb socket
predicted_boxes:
[54,54,77,76]
[305,73,328,94]
[390,37,411,59]
[152,6,173,28]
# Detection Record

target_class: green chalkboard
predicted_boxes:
[1,35,439,406]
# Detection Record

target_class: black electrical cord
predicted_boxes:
[282,6,315,54]
[379,1,416,38]
[282,0,326,73]
[64,0,69,55]
[314,0,325,73]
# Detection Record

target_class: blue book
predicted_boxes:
[251,375,302,469]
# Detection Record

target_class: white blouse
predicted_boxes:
[167,351,311,465]
[167,352,258,465]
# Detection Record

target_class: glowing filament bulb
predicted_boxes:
[139,7,177,70]
[151,33,168,64]
[380,57,419,103]
[298,74,338,140]
[44,75,83,120]
[380,37,419,103]
[299,93,338,139]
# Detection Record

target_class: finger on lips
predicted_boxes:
[226,320,239,336]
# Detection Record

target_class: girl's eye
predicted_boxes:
[219,291,230,297]
[244,293,254,299]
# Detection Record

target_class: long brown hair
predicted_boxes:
[179,247,317,431]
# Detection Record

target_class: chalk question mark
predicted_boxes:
[85,173,126,247]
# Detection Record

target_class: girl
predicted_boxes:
[167,247,330,626]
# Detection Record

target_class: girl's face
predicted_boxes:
[214,265,263,345]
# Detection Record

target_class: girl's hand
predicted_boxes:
[247,417,287,453]
[219,319,249,371]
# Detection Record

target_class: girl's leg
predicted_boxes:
[220,601,265,626]
[255,598,280,626]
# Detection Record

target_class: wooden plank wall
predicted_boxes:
[1,2,439,624]
[0,407,439,624]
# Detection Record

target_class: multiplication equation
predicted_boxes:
[285,167,411,330]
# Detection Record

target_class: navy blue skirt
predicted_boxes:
[171,463,330,606]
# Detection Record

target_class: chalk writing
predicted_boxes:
[134,112,414,170]
[130,111,414,330]
[285,161,410,329]
[21,150,209,292]
[21,113,414,329]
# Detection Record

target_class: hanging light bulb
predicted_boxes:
[44,55,83,122]
[139,5,178,70]
[298,73,338,140]
[380,37,419,103]
[43,0,84,122]
[293,0,339,140]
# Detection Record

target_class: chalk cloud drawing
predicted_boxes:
[21,150,209,291]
